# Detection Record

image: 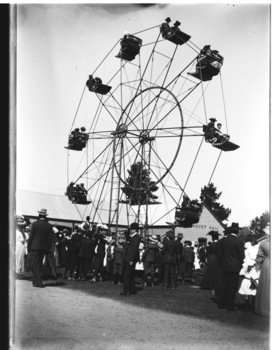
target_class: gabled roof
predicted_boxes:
[16,189,136,225]
[16,189,89,223]
[202,203,226,229]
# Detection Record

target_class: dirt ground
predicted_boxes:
[10,269,270,350]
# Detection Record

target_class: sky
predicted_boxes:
[14,2,270,227]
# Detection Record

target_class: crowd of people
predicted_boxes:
[15,209,270,316]
[200,222,270,315]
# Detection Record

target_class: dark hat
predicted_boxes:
[79,222,90,232]
[224,222,241,234]
[209,118,217,122]
[130,222,139,231]
[166,230,174,238]
[206,230,221,237]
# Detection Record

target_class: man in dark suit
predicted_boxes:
[27,208,53,288]
[120,222,141,296]
[92,225,108,282]
[163,230,178,289]
[174,232,184,286]
[217,222,245,311]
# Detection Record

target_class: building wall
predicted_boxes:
[147,206,225,244]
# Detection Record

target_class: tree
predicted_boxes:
[121,162,160,205]
[249,210,270,238]
[200,182,231,222]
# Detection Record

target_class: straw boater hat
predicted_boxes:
[149,234,158,243]
[158,242,164,249]
[17,215,26,226]
[117,238,125,245]
[38,208,48,216]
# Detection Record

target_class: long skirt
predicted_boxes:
[16,242,26,274]
[254,258,270,316]
[54,247,60,267]
[201,254,223,291]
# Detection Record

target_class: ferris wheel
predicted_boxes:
[65,17,239,235]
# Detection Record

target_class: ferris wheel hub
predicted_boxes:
[139,130,155,145]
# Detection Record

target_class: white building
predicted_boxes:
[15,189,225,243]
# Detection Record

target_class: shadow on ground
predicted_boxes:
[17,269,270,332]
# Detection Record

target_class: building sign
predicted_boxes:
[192,224,220,231]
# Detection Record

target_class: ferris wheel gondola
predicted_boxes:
[65,16,239,234]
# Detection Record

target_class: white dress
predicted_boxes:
[239,242,260,296]
[193,247,200,270]
[135,249,144,271]
[15,229,26,274]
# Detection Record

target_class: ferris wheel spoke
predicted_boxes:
[76,138,115,186]
[95,95,119,125]
[150,143,184,193]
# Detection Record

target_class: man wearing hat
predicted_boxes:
[162,230,178,289]
[174,233,184,286]
[180,240,195,285]
[120,222,141,295]
[217,222,245,311]
[91,224,108,282]
[200,231,222,294]
[27,209,54,288]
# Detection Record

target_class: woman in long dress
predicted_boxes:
[193,243,200,270]
[200,231,223,297]
[15,216,27,275]
[254,223,270,316]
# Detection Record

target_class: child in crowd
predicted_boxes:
[142,235,159,287]
[155,242,164,285]
[239,237,260,312]
[104,235,115,282]
[181,240,195,284]
[135,241,145,287]
[112,238,125,285]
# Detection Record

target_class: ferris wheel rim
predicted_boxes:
[113,85,184,191]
